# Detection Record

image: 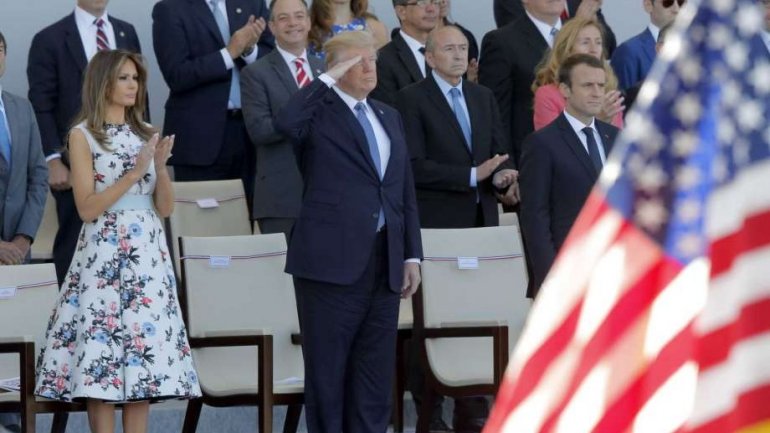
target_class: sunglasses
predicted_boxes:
[661,0,686,7]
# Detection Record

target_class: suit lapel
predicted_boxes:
[189,0,226,45]
[112,20,130,49]
[642,29,656,64]
[3,94,22,170]
[522,15,549,51]
[64,14,88,72]
[394,34,424,83]
[269,50,300,94]
[425,78,471,157]
[556,114,598,179]
[327,93,381,180]
[595,121,616,157]
[308,56,325,79]
[226,0,248,36]
[371,101,399,180]
[463,82,486,160]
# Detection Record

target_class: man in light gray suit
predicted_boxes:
[0,31,48,270]
[241,0,324,236]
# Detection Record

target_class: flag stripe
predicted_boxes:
[688,384,770,433]
[705,161,770,241]
[709,209,770,277]
[696,298,770,369]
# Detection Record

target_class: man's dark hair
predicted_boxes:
[269,0,309,21]
[558,53,605,87]
[392,0,408,6]
[0,31,6,52]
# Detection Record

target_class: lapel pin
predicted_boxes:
[236,7,242,14]
[119,31,125,38]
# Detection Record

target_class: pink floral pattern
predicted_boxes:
[35,123,201,402]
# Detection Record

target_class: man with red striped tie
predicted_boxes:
[27,0,143,285]
[240,0,325,236]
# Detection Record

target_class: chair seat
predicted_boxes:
[194,348,304,397]
[0,392,65,404]
[425,338,496,387]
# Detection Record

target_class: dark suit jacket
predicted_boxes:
[27,12,141,157]
[152,0,274,167]
[519,113,618,295]
[240,49,325,219]
[275,80,423,292]
[396,76,512,228]
[0,91,48,248]
[371,31,425,107]
[610,28,656,90]
[479,16,548,164]
[493,0,617,56]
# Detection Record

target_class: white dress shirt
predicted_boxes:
[648,23,662,43]
[74,6,116,61]
[399,30,428,78]
[275,45,314,83]
[207,0,259,70]
[563,110,607,163]
[431,72,477,187]
[526,11,562,48]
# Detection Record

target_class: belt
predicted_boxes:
[109,194,154,211]
[227,109,242,118]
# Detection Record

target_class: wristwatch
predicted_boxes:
[242,45,255,57]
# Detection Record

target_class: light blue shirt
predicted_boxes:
[431,71,477,187]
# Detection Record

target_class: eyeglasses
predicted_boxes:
[660,0,686,7]
[402,0,442,7]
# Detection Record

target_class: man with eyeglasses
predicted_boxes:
[611,0,684,90]
[370,0,439,106]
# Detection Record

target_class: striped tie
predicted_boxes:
[294,58,310,88]
[95,19,109,51]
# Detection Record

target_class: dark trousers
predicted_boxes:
[294,230,399,433]
[51,188,83,284]
[173,113,255,214]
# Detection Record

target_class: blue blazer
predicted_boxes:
[152,0,274,167]
[610,28,656,91]
[27,13,141,157]
[275,80,423,292]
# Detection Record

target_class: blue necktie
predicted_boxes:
[354,102,385,230]
[449,88,472,150]
[582,127,603,172]
[210,0,241,108]
[0,100,11,169]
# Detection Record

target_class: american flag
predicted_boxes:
[483,0,770,431]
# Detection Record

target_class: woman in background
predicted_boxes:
[308,0,389,59]
[34,50,200,433]
[532,17,624,130]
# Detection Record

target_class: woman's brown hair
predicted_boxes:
[72,49,154,151]
[308,0,376,52]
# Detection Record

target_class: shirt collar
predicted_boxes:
[648,23,661,43]
[525,10,561,42]
[75,5,110,28]
[431,70,463,98]
[276,44,309,67]
[399,29,426,54]
[563,109,596,134]
[332,86,370,113]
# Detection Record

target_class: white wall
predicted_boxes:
[0,0,647,128]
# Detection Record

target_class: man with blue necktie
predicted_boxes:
[395,25,517,433]
[152,0,274,211]
[275,31,422,433]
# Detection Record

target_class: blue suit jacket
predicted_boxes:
[152,0,274,167]
[27,12,141,157]
[275,80,423,292]
[610,28,656,91]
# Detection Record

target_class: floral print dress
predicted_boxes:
[309,17,368,60]
[35,123,201,402]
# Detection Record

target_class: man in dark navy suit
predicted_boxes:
[520,54,619,296]
[152,0,274,211]
[27,0,142,283]
[276,30,422,433]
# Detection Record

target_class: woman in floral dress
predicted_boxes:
[34,50,201,433]
[308,0,389,59]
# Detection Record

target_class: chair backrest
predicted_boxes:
[0,264,59,382]
[252,220,261,235]
[31,190,57,261]
[168,180,252,276]
[498,212,519,228]
[419,226,530,384]
[179,234,303,384]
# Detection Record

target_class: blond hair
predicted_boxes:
[72,50,154,150]
[324,30,377,68]
[532,17,618,93]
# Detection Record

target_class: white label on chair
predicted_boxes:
[457,257,479,270]
[209,256,231,268]
[0,286,17,300]
[196,198,220,208]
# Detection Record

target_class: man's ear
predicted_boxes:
[425,52,436,70]
[558,82,571,100]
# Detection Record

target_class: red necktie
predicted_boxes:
[294,58,310,88]
[96,19,109,51]
[560,6,570,21]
